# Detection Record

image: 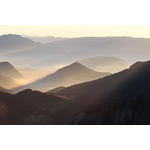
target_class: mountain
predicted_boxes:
[58,60,150,109]
[0,34,93,71]
[0,62,24,89]
[0,62,23,79]
[47,86,66,94]
[0,34,36,51]
[22,35,69,44]
[64,93,150,125]
[0,89,86,125]
[46,37,150,64]
[12,62,111,92]
[79,56,129,73]
[2,35,150,72]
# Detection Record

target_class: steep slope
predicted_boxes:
[0,89,86,125]
[58,60,150,109]
[64,94,150,125]
[0,62,23,79]
[12,62,111,92]
[79,56,129,73]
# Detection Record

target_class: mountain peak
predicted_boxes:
[0,61,23,78]
[0,61,13,68]
[130,61,150,71]
[70,62,83,67]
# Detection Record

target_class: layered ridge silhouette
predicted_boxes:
[79,56,129,73]
[58,60,150,109]
[12,62,111,92]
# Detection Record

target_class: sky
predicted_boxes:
[0,0,150,38]
[1,25,150,38]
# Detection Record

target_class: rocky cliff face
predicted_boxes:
[64,94,150,125]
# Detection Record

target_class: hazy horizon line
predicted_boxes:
[1,33,150,39]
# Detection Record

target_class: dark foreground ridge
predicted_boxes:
[65,94,150,125]
[0,89,150,125]
[1,60,150,125]
[0,89,86,125]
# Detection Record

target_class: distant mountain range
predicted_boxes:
[79,56,129,73]
[22,35,69,44]
[46,36,150,64]
[1,34,150,72]
[0,34,93,71]
[12,62,111,92]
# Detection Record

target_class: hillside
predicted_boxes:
[0,89,86,125]
[64,94,150,125]
[58,60,150,109]
[12,62,111,92]
[79,56,129,73]
[0,62,23,79]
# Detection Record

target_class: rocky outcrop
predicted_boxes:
[64,94,150,125]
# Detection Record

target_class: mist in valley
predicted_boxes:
[0,33,150,125]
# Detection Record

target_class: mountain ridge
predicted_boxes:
[12,62,111,92]
[58,60,150,109]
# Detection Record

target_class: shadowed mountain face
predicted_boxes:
[12,62,111,92]
[0,89,86,125]
[79,56,129,73]
[64,94,150,125]
[0,62,24,89]
[58,60,150,109]
[0,62,23,79]
[1,89,150,125]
